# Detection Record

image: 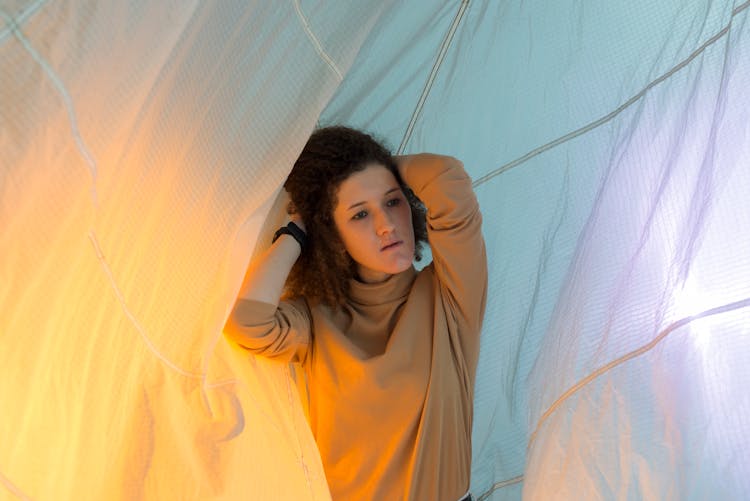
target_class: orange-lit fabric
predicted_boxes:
[226,155,487,500]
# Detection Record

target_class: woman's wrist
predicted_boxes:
[273,220,307,249]
[289,216,306,233]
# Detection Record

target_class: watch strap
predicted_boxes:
[272,221,307,249]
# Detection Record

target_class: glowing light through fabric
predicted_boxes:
[2,1,749,499]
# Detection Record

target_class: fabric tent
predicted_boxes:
[2,1,749,499]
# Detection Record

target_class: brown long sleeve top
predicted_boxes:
[226,155,488,500]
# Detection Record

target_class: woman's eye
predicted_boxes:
[352,210,368,220]
[386,198,401,207]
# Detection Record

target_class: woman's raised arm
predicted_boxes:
[395,153,488,374]
[236,217,305,306]
[224,216,311,363]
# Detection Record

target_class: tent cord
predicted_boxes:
[476,474,524,500]
[528,296,750,450]
[397,0,470,155]
[0,0,47,44]
[293,0,343,81]
[472,0,750,188]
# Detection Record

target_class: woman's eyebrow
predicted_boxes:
[347,187,401,210]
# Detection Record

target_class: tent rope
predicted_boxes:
[293,0,343,81]
[397,0,470,155]
[528,297,750,450]
[472,0,750,188]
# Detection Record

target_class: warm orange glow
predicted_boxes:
[0,3,349,498]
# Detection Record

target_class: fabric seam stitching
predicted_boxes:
[292,0,343,81]
[476,474,524,500]
[397,0,470,154]
[472,0,750,188]
[527,297,750,450]
[0,0,47,44]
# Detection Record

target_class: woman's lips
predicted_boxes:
[381,241,403,251]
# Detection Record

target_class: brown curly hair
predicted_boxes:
[283,126,428,308]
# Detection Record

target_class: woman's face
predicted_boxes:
[332,163,416,283]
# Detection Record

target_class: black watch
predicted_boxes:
[272,221,308,249]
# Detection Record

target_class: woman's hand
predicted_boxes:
[394,155,410,185]
[286,200,307,233]
[394,153,463,190]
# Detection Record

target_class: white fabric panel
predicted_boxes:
[524,7,750,498]
[0,1,394,499]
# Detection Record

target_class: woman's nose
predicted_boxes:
[375,211,395,235]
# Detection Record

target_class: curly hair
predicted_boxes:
[283,126,428,308]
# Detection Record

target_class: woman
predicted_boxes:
[225,126,487,500]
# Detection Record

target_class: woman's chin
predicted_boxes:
[385,255,414,275]
[357,258,412,283]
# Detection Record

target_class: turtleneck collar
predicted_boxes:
[347,266,417,306]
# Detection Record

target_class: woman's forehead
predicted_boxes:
[336,164,400,207]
